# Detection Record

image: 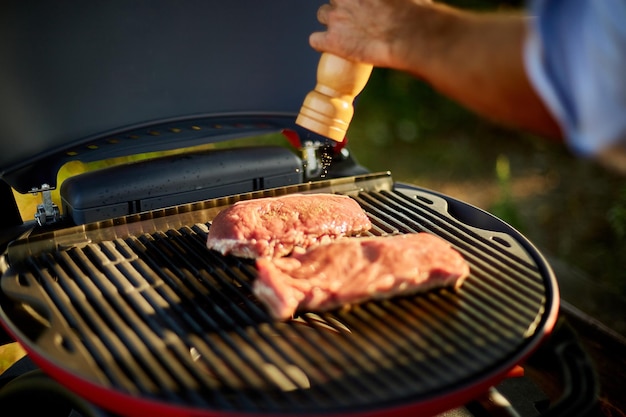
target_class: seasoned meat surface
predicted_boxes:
[206,193,372,258]
[253,233,470,320]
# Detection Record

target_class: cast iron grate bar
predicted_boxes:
[4,187,551,414]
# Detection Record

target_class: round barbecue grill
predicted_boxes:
[0,1,561,415]
[0,173,560,417]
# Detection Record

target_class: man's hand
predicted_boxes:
[310,0,432,70]
[309,0,562,140]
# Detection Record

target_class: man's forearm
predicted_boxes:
[397,4,562,139]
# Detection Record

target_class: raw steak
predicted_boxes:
[206,193,372,258]
[253,233,470,320]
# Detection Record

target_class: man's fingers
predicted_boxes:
[309,31,327,52]
[317,3,332,25]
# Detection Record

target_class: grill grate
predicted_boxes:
[1,181,555,415]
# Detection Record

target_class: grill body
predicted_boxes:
[0,173,559,417]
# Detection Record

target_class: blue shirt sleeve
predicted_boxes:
[524,0,626,157]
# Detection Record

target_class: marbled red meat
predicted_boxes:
[206,193,372,258]
[253,233,470,320]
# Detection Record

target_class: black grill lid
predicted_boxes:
[0,0,325,192]
[0,173,560,417]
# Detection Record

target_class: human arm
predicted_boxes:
[310,0,563,140]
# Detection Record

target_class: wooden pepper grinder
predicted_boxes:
[296,52,373,142]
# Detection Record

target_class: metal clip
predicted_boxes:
[30,183,61,226]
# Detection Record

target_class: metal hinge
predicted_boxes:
[30,183,61,226]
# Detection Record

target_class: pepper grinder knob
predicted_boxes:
[296,52,373,142]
